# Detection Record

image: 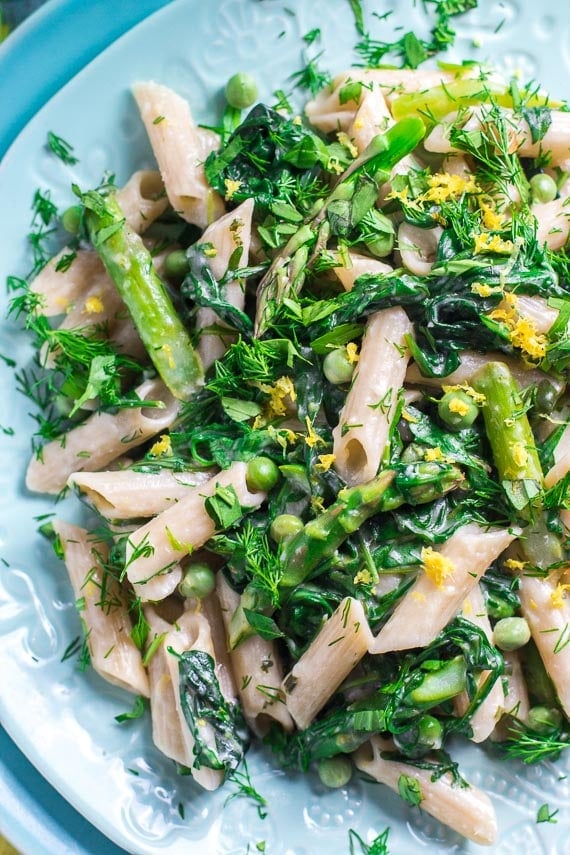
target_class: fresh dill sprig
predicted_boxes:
[355,0,478,69]
[499,719,570,764]
[46,131,79,165]
[348,827,391,855]
[225,758,268,820]
[290,50,332,96]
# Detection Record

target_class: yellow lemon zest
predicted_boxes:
[353,569,373,586]
[337,131,358,159]
[316,453,336,472]
[448,395,470,417]
[479,200,505,230]
[487,293,547,361]
[470,282,503,298]
[84,295,104,314]
[462,597,473,616]
[511,441,529,468]
[442,383,486,404]
[304,416,326,448]
[421,171,479,204]
[473,232,514,255]
[504,558,528,572]
[424,446,444,462]
[421,546,455,588]
[149,434,173,457]
[401,409,419,423]
[346,341,360,364]
[411,591,427,603]
[224,178,242,201]
[551,583,570,609]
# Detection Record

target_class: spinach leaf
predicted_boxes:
[178,649,249,777]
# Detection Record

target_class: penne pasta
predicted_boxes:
[53,520,149,697]
[124,462,266,600]
[217,575,293,735]
[26,378,179,494]
[132,80,224,228]
[68,467,214,519]
[370,524,517,653]
[282,598,372,730]
[354,736,498,846]
[333,307,413,486]
[454,585,504,742]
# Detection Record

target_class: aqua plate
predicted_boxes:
[1,1,570,852]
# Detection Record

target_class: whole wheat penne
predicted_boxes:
[196,198,254,369]
[26,378,179,494]
[370,524,516,654]
[124,462,266,598]
[68,467,214,519]
[53,519,149,697]
[333,251,393,291]
[216,575,293,735]
[354,736,498,846]
[333,307,413,486]
[133,80,224,228]
[454,585,504,742]
[282,597,372,730]
[405,350,565,398]
[519,572,570,717]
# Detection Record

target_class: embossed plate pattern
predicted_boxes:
[1,0,570,852]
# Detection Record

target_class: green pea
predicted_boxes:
[225,72,259,110]
[534,379,560,414]
[61,205,83,235]
[323,347,355,385]
[417,714,443,750]
[163,249,189,281]
[394,715,443,758]
[270,513,304,543]
[493,616,531,651]
[527,705,563,735]
[178,562,216,599]
[317,755,352,788]
[246,456,280,492]
[529,172,557,204]
[437,389,479,431]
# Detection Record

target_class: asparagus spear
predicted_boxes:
[228,460,465,648]
[470,361,543,511]
[278,469,396,591]
[471,361,561,568]
[254,117,426,336]
[83,190,204,400]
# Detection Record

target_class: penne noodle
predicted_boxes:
[53,519,149,697]
[397,222,442,276]
[454,585,504,742]
[333,251,392,291]
[26,378,179,494]
[354,736,498,846]
[133,80,224,228]
[196,198,254,369]
[544,421,570,488]
[370,524,517,653]
[124,462,266,600]
[216,575,293,735]
[333,307,413,486]
[282,597,372,730]
[519,572,570,718]
[68,467,214,519]
[405,350,566,398]
[114,170,168,234]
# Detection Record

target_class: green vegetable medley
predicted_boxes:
[7,0,570,847]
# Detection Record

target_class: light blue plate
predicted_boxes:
[1,1,570,853]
